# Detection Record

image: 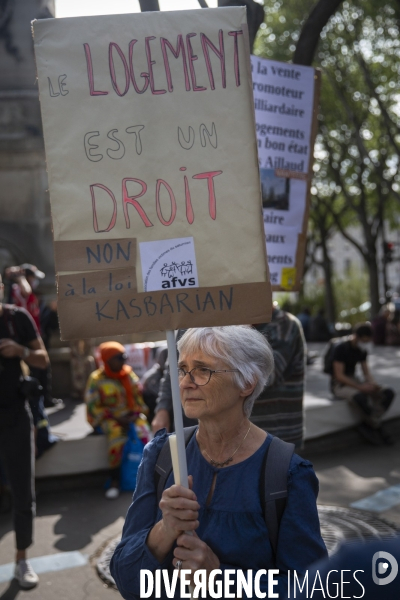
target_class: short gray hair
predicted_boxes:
[177,326,274,418]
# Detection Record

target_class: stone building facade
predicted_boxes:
[0,0,55,293]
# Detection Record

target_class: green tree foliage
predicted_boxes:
[315,2,400,316]
[255,0,400,317]
[254,0,315,62]
[277,267,369,325]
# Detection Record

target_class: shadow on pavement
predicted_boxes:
[46,398,76,428]
[1,488,128,552]
[1,474,128,551]
[0,579,21,600]
[36,488,128,551]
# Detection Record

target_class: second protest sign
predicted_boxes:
[251,55,320,291]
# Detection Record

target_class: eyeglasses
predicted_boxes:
[177,366,240,386]
[113,353,127,362]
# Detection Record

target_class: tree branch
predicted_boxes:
[356,53,400,156]
[326,71,400,211]
[325,69,400,208]
[328,205,367,257]
[293,0,344,65]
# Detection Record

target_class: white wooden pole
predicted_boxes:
[166,329,189,488]
[167,332,194,598]
[169,435,181,484]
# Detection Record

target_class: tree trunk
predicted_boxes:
[321,236,336,324]
[366,255,381,318]
[382,255,389,300]
[138,0,263,51]
[293,0,344,65]
[218,0,264,50]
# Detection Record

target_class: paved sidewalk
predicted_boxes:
[0,487,128,599]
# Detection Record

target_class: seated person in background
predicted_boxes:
[111,326,327,599]
[332,322,395,445]
[85,342,150,499]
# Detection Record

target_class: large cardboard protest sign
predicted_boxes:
[251,56,320,291]
[32,8,271,340]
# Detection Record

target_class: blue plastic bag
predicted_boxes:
[120,423,145,491]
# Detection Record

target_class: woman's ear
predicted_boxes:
[239,380,256,399]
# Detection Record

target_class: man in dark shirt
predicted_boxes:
[332,322,395,445]
[0,275,49,589]
[251,305,306,448]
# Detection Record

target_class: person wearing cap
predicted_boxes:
[5,265,62,409]
[0,273,49,589]
[85,342,151,499]
[6,264,45,331]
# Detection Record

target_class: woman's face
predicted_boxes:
[178,349,248,423]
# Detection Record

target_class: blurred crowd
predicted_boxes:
[295,303,400,347]
[295,307,332,342]
[371,303,400,346]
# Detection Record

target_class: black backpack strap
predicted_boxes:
[261,436,295,559]
[154,426,198,506]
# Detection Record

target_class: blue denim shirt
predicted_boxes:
[110,429,327,599]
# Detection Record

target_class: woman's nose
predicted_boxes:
[179,371,196,387]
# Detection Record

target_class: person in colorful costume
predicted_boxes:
[85,341,150,499]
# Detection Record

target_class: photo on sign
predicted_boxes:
[260,169,290,211]
[140,237,199,293]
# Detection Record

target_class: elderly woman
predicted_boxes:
[85,341,150,499]
[110,326,327,597]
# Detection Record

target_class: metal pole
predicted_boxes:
[166,329,189,488]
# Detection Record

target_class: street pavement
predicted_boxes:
[0,343,399,598]
[0,486,127,599]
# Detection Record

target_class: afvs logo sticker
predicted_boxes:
[160,261,196,289]
[140,237,199,292]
